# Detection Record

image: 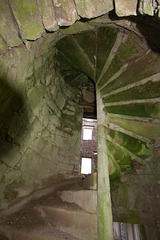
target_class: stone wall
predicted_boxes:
[0,34,83,211]
[80,118,98,172]
[1,0,160,53]
[0,0,160,238]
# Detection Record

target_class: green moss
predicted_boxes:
[107,140,134,174]
[74,30,97,65]
[0,0,22,47]
[108,129,153,158]
[103,80,160,103]
[101,51,160,94]
[98,32,144,89]
[107,153,120,180]
[107,141,132,165]
[105,102,160,118]
[10,0,44,40]
[98,191,113,240]
[60,21,94,35]
[56,35,94,80]
[124,213,140,224]
[111,117,160,140]
[120,185,129,208]
[139,225,147,240]
[96,27,118,81]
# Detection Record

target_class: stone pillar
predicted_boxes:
[96,89,113,240]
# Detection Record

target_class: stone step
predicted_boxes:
[0,194,82,240]
[79,172,97,190]
[35,205,97,240]
[0,224,81,240]
[58,190,97,214]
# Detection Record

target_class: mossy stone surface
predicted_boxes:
[108,128,153,158]
[104,80,160,103]
[10,0,44,40]
[101,51,160,95]
[112,117,160,140]
[27,87,41,110]
[98,32,145,89]
[37,0,58,32]
[56,35,94,80]
[60,21,94,35]
[107,141,133,170]
[105,102,160,118]
[74,0,113,19]
[96,27,118,81]
[0,0,22,47]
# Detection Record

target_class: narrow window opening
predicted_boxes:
[80,118,97,175]
[83,127,92,140]
[81,157,92,174]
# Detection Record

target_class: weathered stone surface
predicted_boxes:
[53,0,79,26]
[74,0,113,19]
[0,38,84,210]
[0,0,22,47]
[9,0,44,40]
[115,0,137,16]
[139,0,154,16]
[0,37,7,53]
[58,190,97,213]
[27,87,41,110]
[80,172,97,190]
[36,206,97,240]
[0,16,160,238]
[59,21,94,35]
[37,0,59,32]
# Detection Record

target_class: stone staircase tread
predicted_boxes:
[35,206,97,240]
[35,195,86,213]
[0,196,87,231]
[0,182,96,240]
[0,224,81,240]
[58,190,97,214]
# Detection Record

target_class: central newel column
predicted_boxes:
[96,89,113,240]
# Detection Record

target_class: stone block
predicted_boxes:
[80,172,97,190]
[60,21,94,35]
[143,0,154,16]
[58,190,97,213]
[53,0,79,26]
[74,0,113,19]
[10,0,44,40]
[37,0,59,32]
[0,0,22,47]
[115,0,137,17]
[27,87,41,110]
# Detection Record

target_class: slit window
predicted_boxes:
[81,157,92,174]
[83,128,92,140]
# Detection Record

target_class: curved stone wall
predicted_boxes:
[0,33,83,211]
[0,0,160,236]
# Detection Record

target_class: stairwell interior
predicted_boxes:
[0,2,160,240]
